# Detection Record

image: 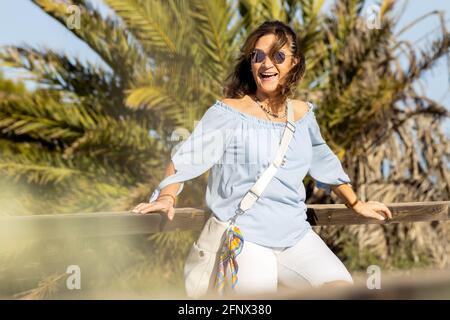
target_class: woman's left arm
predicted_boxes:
[330,183,393,221]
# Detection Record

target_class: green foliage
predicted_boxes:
[340,237,432,271]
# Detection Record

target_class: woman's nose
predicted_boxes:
[261,56,275,67]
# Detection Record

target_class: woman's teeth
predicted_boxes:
[260,73,278,81]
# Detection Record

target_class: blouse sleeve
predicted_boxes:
[149,103,235,202]
[307,104,352,195]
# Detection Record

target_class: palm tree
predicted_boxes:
[0,0,448,298]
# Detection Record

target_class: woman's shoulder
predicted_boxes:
[220,96,253,114]
[290,99,314,122]
[220,97,245,107]
[213,96,259,121]
[199,98,243,128]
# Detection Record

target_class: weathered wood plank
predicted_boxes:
[0,212,162,239]
[0,201,448,239]
[306,201,450,226]
[205,268,450,300]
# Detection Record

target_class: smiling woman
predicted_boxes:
[223,21,305,114]
[132,19,392,298]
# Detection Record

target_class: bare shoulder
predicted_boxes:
[221,97,251,113]
[290,99,310,121]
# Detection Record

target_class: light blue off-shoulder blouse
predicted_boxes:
[149,99,351,247]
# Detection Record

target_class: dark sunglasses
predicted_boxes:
[250,48,294,64]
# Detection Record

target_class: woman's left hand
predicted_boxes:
[352,200,393,221]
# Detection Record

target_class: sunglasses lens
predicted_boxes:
[274,51,286,64]
[252,49,265,63]
[251,49,263,63]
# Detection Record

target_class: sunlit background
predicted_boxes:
[1,1,448,114]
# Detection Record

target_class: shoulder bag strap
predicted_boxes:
[235,99,296,215]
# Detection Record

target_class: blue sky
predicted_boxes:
[0,0,448,134]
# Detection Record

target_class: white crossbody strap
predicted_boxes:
[237,99,296,213]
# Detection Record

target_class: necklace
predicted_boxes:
[252,95,287,119]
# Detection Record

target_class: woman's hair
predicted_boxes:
[223,20,306,109]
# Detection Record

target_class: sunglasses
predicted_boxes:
[250,48,294,64]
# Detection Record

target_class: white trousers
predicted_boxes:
[233,228,353,295]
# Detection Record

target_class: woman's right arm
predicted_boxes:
[158,160,182,203]
[130,102,236,220]
[131,160,181,220]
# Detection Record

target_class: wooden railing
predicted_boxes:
[213,268,450,300]
[1,201,449,300]
[1,201,449,240]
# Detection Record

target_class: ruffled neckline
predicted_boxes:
[214,99,314,128]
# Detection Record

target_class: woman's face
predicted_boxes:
[250,33,298,97]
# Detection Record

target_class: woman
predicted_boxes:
[131,20,392,295]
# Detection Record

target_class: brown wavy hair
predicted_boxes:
[223,20,306,109]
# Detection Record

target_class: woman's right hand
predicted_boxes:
[131,196,176,220]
